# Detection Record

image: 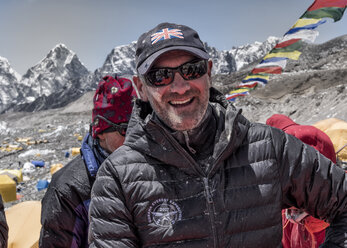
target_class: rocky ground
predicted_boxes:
[0,93,93,208]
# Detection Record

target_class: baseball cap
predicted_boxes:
[92,75,137,138]
[135,22,209,75]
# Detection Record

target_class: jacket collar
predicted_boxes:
[80,133,109,178]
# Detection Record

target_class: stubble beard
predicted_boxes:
[149,88,210,131]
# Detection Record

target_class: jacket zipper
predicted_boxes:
[152,121,204,176]
[203,177,218,248]
[152,121,219,246]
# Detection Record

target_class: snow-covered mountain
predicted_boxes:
[3,44,96,112]
[230,36,280,70]
[19,44,90,102]
[97,41,137,77]
[0,57,22,112]
[0,37,279,113]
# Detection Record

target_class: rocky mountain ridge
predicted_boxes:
[0,37,279,113]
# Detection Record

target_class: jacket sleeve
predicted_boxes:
[88,158,139,248]
[0,195,8,248]
[270,127,347,247]
[39,185,87,248]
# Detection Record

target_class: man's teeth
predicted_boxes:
[170,98,191,105]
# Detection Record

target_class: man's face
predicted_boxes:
[98,131,125,154]
[134,51,212,131]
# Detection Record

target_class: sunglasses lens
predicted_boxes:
[145,59,207,87]
[147,68,173,86]
[181,60,207,80]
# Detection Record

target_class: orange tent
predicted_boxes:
[5,201,41,248]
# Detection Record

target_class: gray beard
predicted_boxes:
[153,104,216,156]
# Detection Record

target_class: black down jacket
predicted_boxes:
[0,195,8,248]
[89,88,347,248]
[40,133,108,248]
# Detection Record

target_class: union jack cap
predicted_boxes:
[151,28,184,45]
[135,22,209,75]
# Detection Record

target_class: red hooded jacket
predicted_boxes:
[266,114,337,248]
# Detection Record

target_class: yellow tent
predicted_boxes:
[5,201,41,248]
[50,163,64,175]
[0,169,23,183]
[0,175,16,203]
[313,118,347,163]
[71,147,80,156]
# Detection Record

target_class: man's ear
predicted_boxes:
[207,60,213,88]
[207,60,213,77]
[133,76,148,101]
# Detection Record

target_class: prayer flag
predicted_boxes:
[301,0,347,21]
[226,0,347,101]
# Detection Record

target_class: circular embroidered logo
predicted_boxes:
[111,86,118,94]
[147,198,182,228]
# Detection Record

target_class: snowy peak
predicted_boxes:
[99,42,137,77]
[0,57,21,110]
[45,44,77,68]
[231,36,280,70]
[0,56,21,82]
[205,43,237,74]
[19,44,90,101]
[24,43,88,80]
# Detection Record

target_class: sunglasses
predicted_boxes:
[93,115,128,136]
[143,59,208,87]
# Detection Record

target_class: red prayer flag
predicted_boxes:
[275,39,301,49]
[252,66,283,74]
[307,0,347,11]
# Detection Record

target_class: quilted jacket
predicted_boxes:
[89,88,347,248]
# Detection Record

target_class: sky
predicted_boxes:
[0,0,346,75]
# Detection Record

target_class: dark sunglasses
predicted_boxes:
[143,59,208,87]
[93,115,128,136]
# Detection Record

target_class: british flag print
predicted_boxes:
[151,28,184,45]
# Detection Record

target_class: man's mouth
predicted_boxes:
[169,97,194,107]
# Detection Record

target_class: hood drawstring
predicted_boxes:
[183,131,196,154]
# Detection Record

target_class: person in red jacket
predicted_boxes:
[266,114,337,248]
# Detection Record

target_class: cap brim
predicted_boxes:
[137,46,209,75]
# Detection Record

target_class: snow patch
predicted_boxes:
[18,149,55,158]
[41,125,66,137]
[0,121,8,134]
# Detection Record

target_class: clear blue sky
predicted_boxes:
[0,0,346,75]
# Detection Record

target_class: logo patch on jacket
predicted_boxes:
[147,198,182,227]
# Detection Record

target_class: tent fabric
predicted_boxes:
[0,175,17,203]
[5,201,41,248]
[0,170,23,183]
[313,118,347,162]
[50,163,64,175]
[0,195,8,248]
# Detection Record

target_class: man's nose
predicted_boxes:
[169,72,190,94]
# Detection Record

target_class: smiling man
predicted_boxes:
[88,23,347,248]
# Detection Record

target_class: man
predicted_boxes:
[39,75,136,248]
[0,195,8,248]
[88,22,347,247]
[266,114,337,248]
